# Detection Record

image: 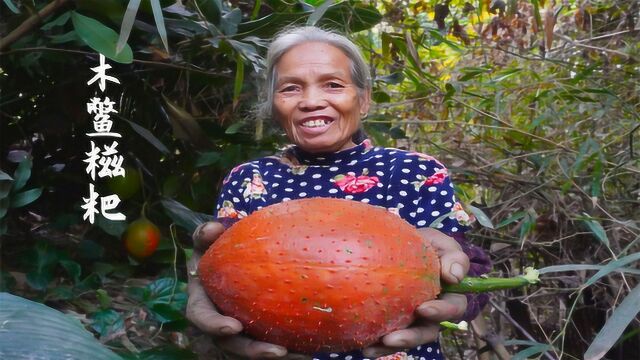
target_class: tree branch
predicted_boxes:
[0,0,71,51]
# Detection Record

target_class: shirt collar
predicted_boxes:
[289,140,369,165]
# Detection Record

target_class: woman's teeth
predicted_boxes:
[302,119,330,128]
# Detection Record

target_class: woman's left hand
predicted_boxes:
[362,228,470,358]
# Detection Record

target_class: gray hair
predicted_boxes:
[256,26,372,120]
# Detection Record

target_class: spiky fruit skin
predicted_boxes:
[124,218,160,259]
[198,198,441,353]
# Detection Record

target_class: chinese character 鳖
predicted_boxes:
[87,54,120,92]
[84,140,126,181]
[86,97,121,138]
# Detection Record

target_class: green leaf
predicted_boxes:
[2,0,19,14]
[195,152,222,167]
[95,216,128,238]
[90,309,125,338]
[0,293,122,360]
[221,8,242,35]
[225,121,244,135]
[72,11,133,64]
[307,0,334,26]
[41,11,71,30]
[584,284,640,360]
[116,0,142,54]
[150,0,169,52]
[233,53,244,109]
[49,31,81,44]
[581,213,609,247]
[512,344,553,360]
[468,205,494,229]
[60,260,82,284]
[496,211,527,229]
[194,0,222,24]
[585,252,640,287]
[160,197,214,233]
[0,198,8,219]
[9,187,42,208]
[539,264,640,276]
[124,119,170,154]
[12,157,32,192]
[0,170,13,199]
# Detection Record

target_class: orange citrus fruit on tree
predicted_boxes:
[124,218,161,259]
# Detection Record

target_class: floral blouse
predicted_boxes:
[214,139,491,360]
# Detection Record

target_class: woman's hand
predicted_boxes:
[187,222,297,359]
[362,228,470,358]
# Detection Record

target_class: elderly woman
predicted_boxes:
[187,26,491,359]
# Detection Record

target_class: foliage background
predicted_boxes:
[1,0,638,359]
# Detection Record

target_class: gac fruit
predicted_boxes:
[124,218,160,259]
[198,198,440,353]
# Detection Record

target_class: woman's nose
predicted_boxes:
[298,88,327,111]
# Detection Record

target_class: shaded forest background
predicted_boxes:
[1,0,639,359]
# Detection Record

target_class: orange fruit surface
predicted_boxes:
[198,198,440,353]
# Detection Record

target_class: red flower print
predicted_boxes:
[408,151,445,168]
[424,168,448,186]
[332,169,379,194]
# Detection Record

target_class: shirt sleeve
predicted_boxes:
[387,152,492,321]
[214,164,253,228]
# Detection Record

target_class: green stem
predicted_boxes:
[442,267,540,294]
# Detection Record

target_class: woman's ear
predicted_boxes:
[359,88,372,116]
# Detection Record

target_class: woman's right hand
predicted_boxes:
[186,222,292,358]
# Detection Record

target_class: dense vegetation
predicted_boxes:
[1,0,638,359]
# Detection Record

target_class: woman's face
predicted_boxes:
[273,42,370,153]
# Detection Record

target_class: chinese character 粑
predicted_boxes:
[87,54,120,92]
[81,184,126,224]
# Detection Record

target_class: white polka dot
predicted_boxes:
[419,164,427,170]
[401,179,409,184]
[257,206,263,210]
[410,212,416,218]
[335,159,342,163]
[299,192,307,197]
[375,154,383,158]
[272,183,279,187]
[399,191,407,196]
[437,223,444,228]
[436,349,440,354]
[444,202,452,207]
[231,181,237,186]
[271,194,277,198]
[376,162,384,166]
[345,195,353,200]
[329,167,339,171]
[417,207,424,213]
[403,159,412,163]
[232,197,240,203]
[345,356,352,360]
[282,197,291,201]
[386,195,393,200]
[427,347,432,352]
[440,190,448,195]
[428,186,437,192]
[264,171,269,175]
[401,168,410,173]
[377,182,384,187]
[390,165,395,170]
[450,182,454,188]
[266,162,273,165]
[274,174,282,178]
[312,173,322,179]
[314,185,322,190]
[397,203,404,209]
[349,151,357,155]
[285,188,293,192]
[329,189,338,194]
[451,227,458,232]
[430,199,436,204]
[300,181,307,186]
[361,198,370,203]
[431,211,440,216]
[347,160,357,165]
[376,194,383,199]
[389,151,396,154]
[420,357,426,360]
[376,171,384,176]
[317,157,325,160]
[417,346,422,350]
[417,220,426,226]
[413,199,419,205]
[287,179,294,183]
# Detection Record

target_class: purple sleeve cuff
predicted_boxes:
[448,232,492,321]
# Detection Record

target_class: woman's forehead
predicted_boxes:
[275,42,351,79]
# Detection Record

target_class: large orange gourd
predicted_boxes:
[198,198,440,353]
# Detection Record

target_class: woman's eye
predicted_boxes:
[280,85,298,92]
[327,82,344,89]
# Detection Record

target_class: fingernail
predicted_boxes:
[218,326,235,335]
[450,262,465,282]
[419,305,439,317]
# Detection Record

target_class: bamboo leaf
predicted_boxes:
[2,0,19,14]
[584,284,640,360]
[0,170,13,199]
[116,0,142,54]
[72,11,133,64]
[467,205,494,229]
[123,119,170,154]
[10,188,43,208]
[12,157,32,193]
[496,211,527,229]
[225,122,244,135]
[233,53,244,110]
[585,252,640,287]
[581,213,609,247]
[307,0,334,26]
[160,198,214,233]
[150,0,169,53]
